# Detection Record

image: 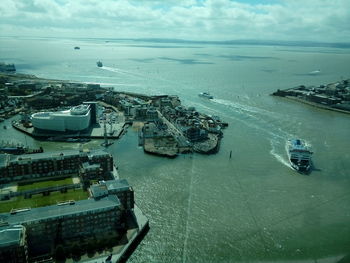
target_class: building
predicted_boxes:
[0,63,16,72]
[31,104,91,132]
[83,101,98,124]
[0,149,113,184]
[146,108,159,121]
[0,194,123,260]
[90,179,134,210]
[0,225,28,263]
[0,145,137,262]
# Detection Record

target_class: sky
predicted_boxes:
[0,0,349,43]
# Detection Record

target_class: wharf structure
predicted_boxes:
[272,79,350,113]
[0,149,149,262]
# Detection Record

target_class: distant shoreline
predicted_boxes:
[1,36,350,49]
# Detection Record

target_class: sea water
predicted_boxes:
[1,37,350,262]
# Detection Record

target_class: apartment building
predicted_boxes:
[0,195,122,260]
[0,149,113,183]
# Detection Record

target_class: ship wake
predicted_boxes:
[194,97,302,169]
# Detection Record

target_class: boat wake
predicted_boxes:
[193,97,306,169]
[100,66,145,78]
[270,139,292,169]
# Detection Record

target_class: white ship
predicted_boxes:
[287,139,312,172]
[198,92,213,99]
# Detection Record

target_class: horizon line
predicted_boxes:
[1,36,350,48]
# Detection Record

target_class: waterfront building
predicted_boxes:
[0,225,28,263]
[0,149,113,183]
[0,63,16,72]
[83,101,98,124]
[31,104,91,132]
[119,100,133,116]
[90,179,134,210]
[0,194,123,260]
[146,108,159,121]
[133,105,148,120]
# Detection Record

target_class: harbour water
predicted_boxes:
[1,37,350,262]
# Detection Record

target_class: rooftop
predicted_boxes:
[0,225,25,248]
[0,149,110,167]
[0,195,120,225]
[105,179,132,192]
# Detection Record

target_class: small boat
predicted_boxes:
[96,61,103,67]
[287,139,313,172]
[198,92,213,99]
[74,46,80,50]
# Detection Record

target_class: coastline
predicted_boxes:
[271,78,350,115]
[275,95,350,115]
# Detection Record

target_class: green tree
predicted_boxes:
[54,244,66,262]
[71,242,81,260]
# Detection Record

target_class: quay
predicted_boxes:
[272,78,350,114]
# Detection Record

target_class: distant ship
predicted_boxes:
[309,69,321,75]
[287,139,312,172]
[74,46,80,50]
[198,92,213,99]
[96,61,103,67]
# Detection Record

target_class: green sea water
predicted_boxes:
[1,37,350,263]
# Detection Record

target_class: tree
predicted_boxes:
[54,244,66,262]
[70,242,82,260]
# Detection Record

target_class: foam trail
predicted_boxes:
[270,139,292,169]
[100,66,144,78]
[194,97,300,169]
[212,98,273,115]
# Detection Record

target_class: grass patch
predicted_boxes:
[17,177,73,191]
[0,189,89,213]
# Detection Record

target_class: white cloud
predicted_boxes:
[0,0,349,42]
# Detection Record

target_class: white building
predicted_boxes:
[31,104,91,132]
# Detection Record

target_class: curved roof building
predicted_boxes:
[31,104,91,132]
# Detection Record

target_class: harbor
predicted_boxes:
[1,36,350,263]
[1,71,227,157]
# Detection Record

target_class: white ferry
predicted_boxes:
[287,139,313,172]
[198,92,213,99]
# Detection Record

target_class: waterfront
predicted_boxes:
[1,37,350,262]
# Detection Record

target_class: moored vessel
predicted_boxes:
[287,139,312,172]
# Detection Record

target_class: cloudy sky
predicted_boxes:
[1,0,349,42]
